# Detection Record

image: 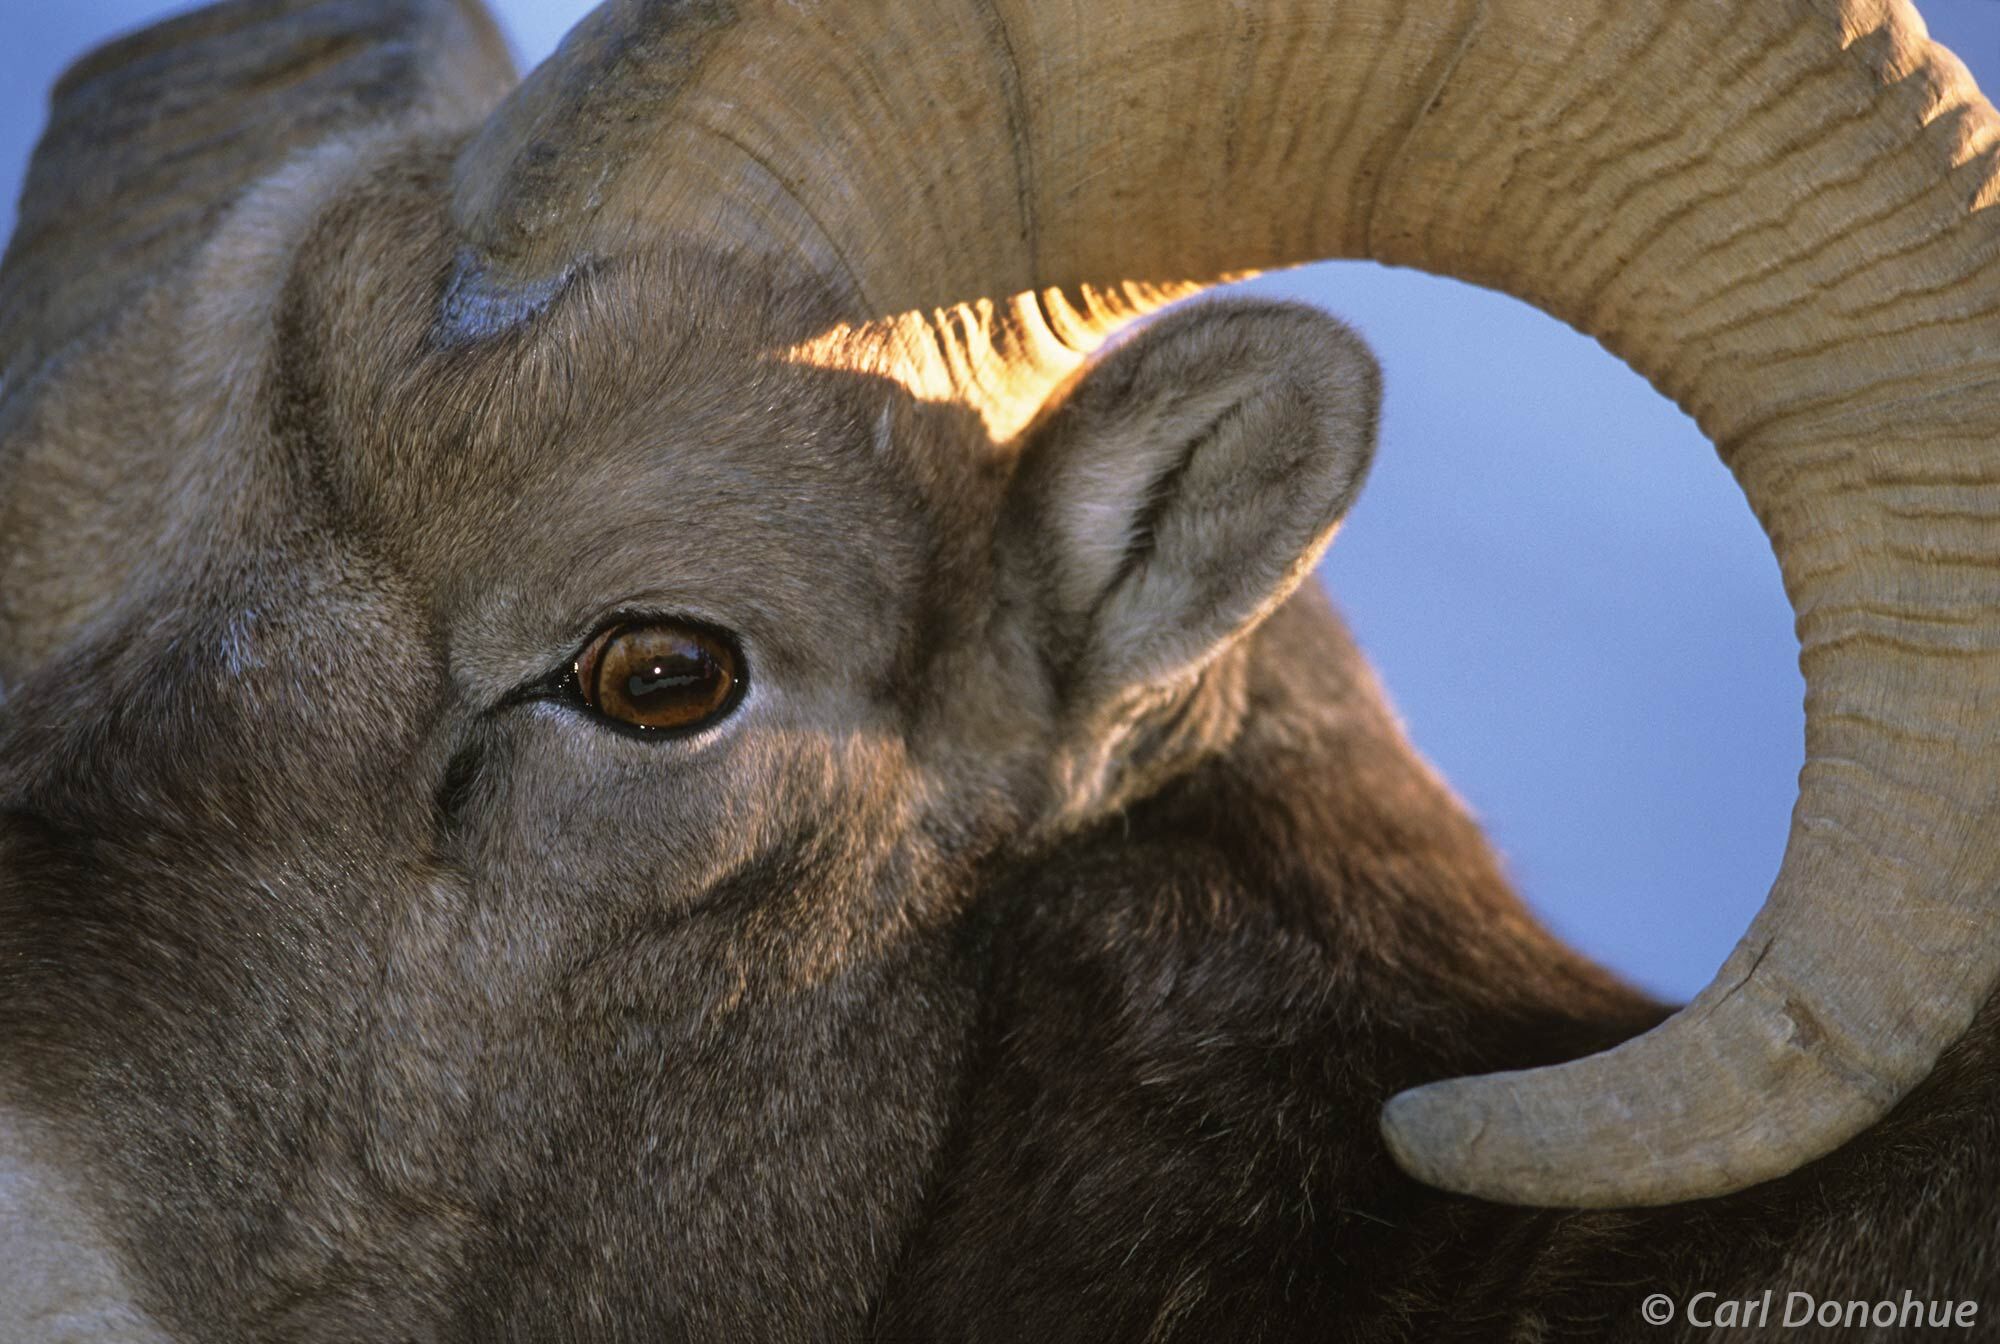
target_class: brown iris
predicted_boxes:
[574,620,742,733]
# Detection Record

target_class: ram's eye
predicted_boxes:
[574,620,743,733]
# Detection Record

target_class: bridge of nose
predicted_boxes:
[0,529,440,852]
[0,532,466,1337]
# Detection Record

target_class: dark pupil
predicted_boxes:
[627,653,711,706]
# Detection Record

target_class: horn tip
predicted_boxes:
[1379,1075,1654,1210]
[1379,1078,1497,1194]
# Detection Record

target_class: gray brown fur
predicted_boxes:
[1,4,1996,1342]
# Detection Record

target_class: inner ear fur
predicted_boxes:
[995,298,1381,725]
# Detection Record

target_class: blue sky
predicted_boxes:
[6,1,1998,1001]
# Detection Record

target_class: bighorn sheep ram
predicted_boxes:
[4,0,1999,1338]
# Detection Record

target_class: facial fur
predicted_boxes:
[1,117,1396,1343]
[0,138,1019,1340]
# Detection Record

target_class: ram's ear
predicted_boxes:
[996,299,1379,723]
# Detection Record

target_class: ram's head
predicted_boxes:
[4,2,2000,1329]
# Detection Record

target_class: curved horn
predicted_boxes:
[0,0,515,403]
[453,0,2000,1208]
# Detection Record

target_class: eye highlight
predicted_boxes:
[572,619,744,734]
